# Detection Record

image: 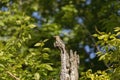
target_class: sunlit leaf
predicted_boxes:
[29,24,37,29]
[116,32,120,36]
[43,39,48,42]
[0,21,5,26]
[114,27,120,32]
[34,42,44,47]
[92,34,99,37]
[42,53,49,60]
[40,64,53,71]
[0,64,5,68]
[34,73,40,80]
[42,48,50,52]
[99,54,107,61]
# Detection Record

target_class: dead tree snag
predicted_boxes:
[54,36,79,80]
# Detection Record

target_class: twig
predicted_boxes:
[82,24,100,51]
[6,71,20,80]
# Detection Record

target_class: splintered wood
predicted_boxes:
[54,36,79,80]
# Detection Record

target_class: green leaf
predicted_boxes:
[29,24,37,29]
[114,27,120,32]
[40,64,53,71]
[34,42,44,47]
[110,34,116,39]
[32,3,39,11]
[116,32,120,36]
[42,53,49,60]
[28,34,31,39]
[98,34,108,40]
[34,73,40,80]
[17,42,21,48]
[92,34,99,37]
[43,39,49,42]
[42,48,50,52]
[0,64,5,68]
[0,21,5,26]
[0,51,4,56]
[99,54,107,61]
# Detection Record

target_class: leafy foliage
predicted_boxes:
[0,1,53,79]
[92,27,120,80]
[80,69,110,80]
[80,27,120,80]
[0,27,53,79]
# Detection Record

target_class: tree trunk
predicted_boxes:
[54,36,79,80]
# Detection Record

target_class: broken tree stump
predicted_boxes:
[54,36,79,80]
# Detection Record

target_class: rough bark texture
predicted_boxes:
[54,36,79,80]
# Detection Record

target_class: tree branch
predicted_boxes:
[6,71,20,80]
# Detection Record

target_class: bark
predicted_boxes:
[54,36,79,80]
